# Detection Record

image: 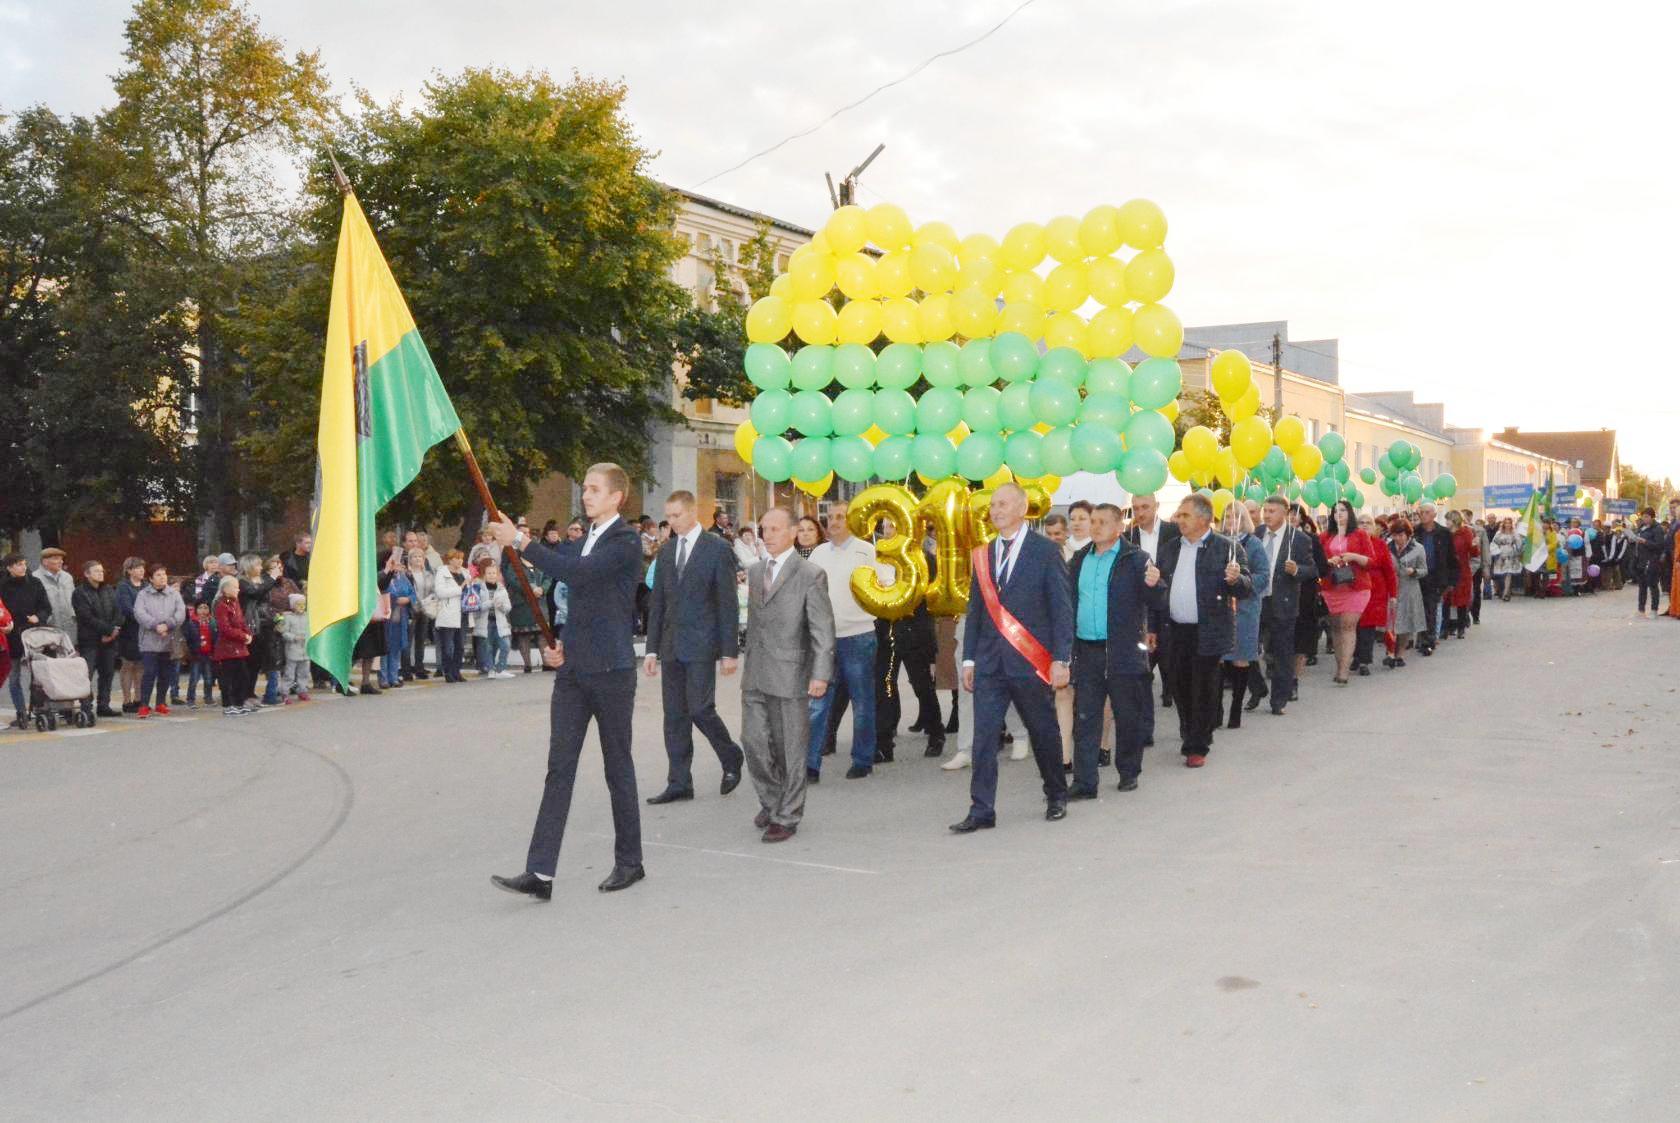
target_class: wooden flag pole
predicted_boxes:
[453,429,558,649]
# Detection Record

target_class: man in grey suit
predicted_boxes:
[741,507,835,843]
[1257,495,1319,715]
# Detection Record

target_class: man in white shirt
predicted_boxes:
[1123,492,1179,744]
[802,501,886,780]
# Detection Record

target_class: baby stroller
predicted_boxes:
[20,626,95,731]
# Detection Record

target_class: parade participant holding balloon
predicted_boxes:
[1318,499,1375,686]
[1217,501,1270,727]
[1124,493,1179,741]
[1257,496,1317,714]
[951,482,1074,832]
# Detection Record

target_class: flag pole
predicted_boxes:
[324,153,556,650]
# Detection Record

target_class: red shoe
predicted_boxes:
[155,704,171,716]
[136,706,151,718]
[1185,754,1206,768]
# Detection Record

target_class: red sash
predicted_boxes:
[970,544,1054,685]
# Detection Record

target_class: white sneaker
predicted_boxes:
[1009,740,1030,761]
[940,750,972,771]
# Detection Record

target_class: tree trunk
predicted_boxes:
[458,483,485,554]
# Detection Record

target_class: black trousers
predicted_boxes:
[1165,622,1221,756]
[1071,640,1148,788]
[215,657,247,707]
[660,657,742,792]
[1261,612,1295,711]
[1354,625,1380,666]
[1419,585,1443,645]
[525,667,642,876]
[1470,572,1483,622]
[79,644,117,709]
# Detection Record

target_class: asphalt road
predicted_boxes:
[2,591,1677,1121]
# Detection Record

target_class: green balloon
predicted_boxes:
[912,433,957,480]
[1246,482,1267,502]
[1331,461,1350,484]
[1378,452,1398,480]
[1117,447,1169,494]
[989,331,1039,382]
[1348,489,1365,509]
[963,385,1003,433]
[958,338,993,388]
[1037,347,1087,387]
[1005,430,1045,479]
[1300,479,1322,507]
[750,389,792,436]
[1029,377,1080,427]
[1079,392,1129,430]
[1285,480,1301,500]
[745,343,792,390]
[1123,409,1175,457]
[790,436,832,482]
[1360,467,1378,485]
[1401,473,1423,503]
[915,386,964,435]
[830,436,874,482]
[999,382,1035,432]
[1319,431,1346,464]
[832,343,876,390]
[1071,423,1122,473]
[1129,358,1182,410]
[831,388,873,436]
[1406,445,1423,471]
[790,345,834,391]
[752,434,793,482]
[922,341,962,388]
[873,388,916,436]
[790,389,833,437]
[1084,358,1132,398]
[876,342,922,391]
[1380,476,1399,497]
[1041,425,1078,476]
[1262,445,1289,479]
[872,434,914,480]
[1433,473,1457,498]
[1342,481,1360,503]
[956,432,1005,481]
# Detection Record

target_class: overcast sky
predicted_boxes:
[6,0,1677,481]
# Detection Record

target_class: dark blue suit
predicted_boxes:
[962,529,1073,821]
[518,518,643,876]
[1068,540,1167,790]
[644,531,743,793]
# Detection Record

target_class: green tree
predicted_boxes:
[673,217,783,407]
[237,69,689,542]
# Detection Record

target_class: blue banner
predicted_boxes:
[1483,483,1534,507]
[1604,499,1638,516]
[1549,484,1578,508]
[1553,505,1589,521]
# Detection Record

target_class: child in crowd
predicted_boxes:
[280,593,312,702]
[183,600,217,709]
[471,562,514,678]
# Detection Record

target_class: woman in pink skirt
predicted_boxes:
[1318,499,1377,685]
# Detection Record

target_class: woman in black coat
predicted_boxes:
[1290,507,1330,688]
[236,554,278,707]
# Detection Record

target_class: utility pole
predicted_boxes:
[1271,331,1284,413]
[828,143,885,210]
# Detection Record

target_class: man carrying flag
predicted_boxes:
[1518,476,1552,588]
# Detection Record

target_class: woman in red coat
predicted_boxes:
[1442,510,1478,639]
[1318,499,1379,685]
[1353,511,1395,675]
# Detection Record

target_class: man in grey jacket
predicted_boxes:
[741,507,835,843]
[33,548,77,636]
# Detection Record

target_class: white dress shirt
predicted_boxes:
[673,523,702,574]
[1169,531,1208,624]
[1264,526,1282,576]
[582,514,620,557]
[1135,521,1161,562]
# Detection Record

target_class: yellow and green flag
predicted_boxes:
[307,194,460,685]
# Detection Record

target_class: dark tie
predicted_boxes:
[764,557,778,593]
[997,537,1015,586]
[675,536,689,579]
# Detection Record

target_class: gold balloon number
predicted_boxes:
[846,485,926,620]
[918,477,972,616]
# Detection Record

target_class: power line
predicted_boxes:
[694,0,1041,188]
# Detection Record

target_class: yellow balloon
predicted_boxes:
[1000,269,1045,307]
[1124,248,1175,304]
[951,289,997,339]
[919,292,956,342]
[881,296,922,344]
[1182,425,1219,472]
[1290,444,1323,480]
[1215,449,1241,489]
[1210,487,1234,519]
[1078,204,1124,257]
[957,257,1005,296]
[734,420,758,464]
[1043,215,1083,264]
[1043,312,1089,356]
[1031,422,1052,434]
[1157,400,1180,424]
[1133,303,1183,358]
[1274,415,1306,455]
[862,424,887,446]
[768,273,793,300]
[910,243,957,294]
[983,465,1014,490]
[836,298,882,345]
[789,241,819,267]
[874,253,914,299]
[745,295,791,343]
[947,421,970,445]
[1000,222,1046,271]
[834,252,877,301]
[958,232,1000,265]
[997,301,1045,341]
[913,220,960,254]
[1210,348,1254,401]
[846,484,927,620]
[807,229,833,256]
[1228,387,1260,422]
[798,471,835,498]
[1167,448,1192,482]
[1086,306,1134,358]
[1117,198,1168,250]
[788,252,836,301]
[792,299,838,345]
[1230,415,1273,469]
[1043,261,1089,314]
[1087,256,1129,307]
[866,203,913,252]
[824,205,869,255]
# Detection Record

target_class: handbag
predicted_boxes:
[1329,565,1355,586]
[460,582,483,615]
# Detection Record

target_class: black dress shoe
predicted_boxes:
[720,771,742,796]
[97,706,120,718]
[1161,695,1173,709]
[949,815,995,833]
[1045,801,1068,821]
[490,872,552,901]
[1116,776,1139,792]
[1356,665,1371,676]
[1270,705,1287,716]
[845,765,872,779]
[1245,691,1266,712]
[1097,749,1111,767]
[873,748,894,763]
[597,865,645,893]
[923,737,945,757]
[754,809,771,830]
[1067,786,1099,801]
[646,788,694,805]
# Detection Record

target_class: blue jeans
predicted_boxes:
[186,657,215,703]
[9,665,27,716]
[806,631,877,773]
[382,617,409,685]
[436,626,463,680]
[140,652,175,708]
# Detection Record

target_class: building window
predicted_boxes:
[714,472,741,522]
[695,232,712,256]
[719,238,735,263]
[1353,442,1363,470]
[776,253,791,273]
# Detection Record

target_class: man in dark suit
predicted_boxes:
[1412,503,1458,654]
[1123,492,1180,745]
[643,489,744,804]
[1257,495,1318,715]
[487,463,645,900]
[952,482,1075,832]
[1155,493,1253,768]
[1069,503,1166,798]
